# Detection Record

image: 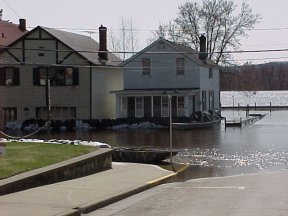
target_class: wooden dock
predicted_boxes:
[221,103,288,112]
[223,114,266,128]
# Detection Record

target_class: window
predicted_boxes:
[33,67,79,86]
[161,96,169,117]
[177,96,184,109]
[176,58,185,75]
[2,108,17,122]
[142,58,151,76]
[209,68,213,79]
[0,67,20,86]
[135,97,143,117]
[177,96,185,116]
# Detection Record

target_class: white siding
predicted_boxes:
[91,67,123,119]
[0,27,122,123]
[199,67,220,110]
[124,42,200,90]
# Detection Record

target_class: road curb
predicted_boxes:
[56,209,81,216]
[76,163,190,214]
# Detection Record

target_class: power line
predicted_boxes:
[248,27,288,31]
[2,0,22,19]
[5,24,288,33]
[2,44,288,55]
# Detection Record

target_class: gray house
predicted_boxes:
[113,36,220,119]
[0,25,123,125]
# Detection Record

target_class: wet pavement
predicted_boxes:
[87,170,288,216]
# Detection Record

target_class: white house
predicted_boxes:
[0,25,123,124]
[113,36,220,119]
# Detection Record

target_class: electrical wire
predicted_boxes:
[2,0,22,19]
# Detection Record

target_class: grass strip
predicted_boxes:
[0,142,97,179]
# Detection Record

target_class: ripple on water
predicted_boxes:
[174,148,288,175]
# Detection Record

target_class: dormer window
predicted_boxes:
[142,58,151,76]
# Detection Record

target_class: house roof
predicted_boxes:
[122,37,218,68]
[42,27,121,66]
[1,25,121,67]
[0,20,28,50]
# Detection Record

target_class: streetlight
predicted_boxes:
[168,93,173,166]
[164,90,177,171]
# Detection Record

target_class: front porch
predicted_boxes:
[113,89,200,119]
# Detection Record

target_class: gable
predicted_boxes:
[122,38,219,70]
[1,26,121,67]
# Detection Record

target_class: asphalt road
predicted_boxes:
[87,171,288,216]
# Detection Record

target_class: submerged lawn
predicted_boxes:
[0,142,97,179]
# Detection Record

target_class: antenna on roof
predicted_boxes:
[83,31,96,38]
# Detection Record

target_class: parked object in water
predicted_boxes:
[112,147,178,163]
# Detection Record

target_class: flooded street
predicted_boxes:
[24,109,288,180]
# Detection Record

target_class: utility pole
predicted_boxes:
[45,69,51,137]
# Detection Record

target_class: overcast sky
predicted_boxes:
[1,0,288,64]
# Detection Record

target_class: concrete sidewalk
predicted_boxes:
[0,162,184,216]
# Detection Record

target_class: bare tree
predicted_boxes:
[152,0,261,65]
[109,17,139,61]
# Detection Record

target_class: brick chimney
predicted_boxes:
[199,34,208,60]
[98,25,108,61]
[19,19,26,32]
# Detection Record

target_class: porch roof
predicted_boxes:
[111,88,200,96]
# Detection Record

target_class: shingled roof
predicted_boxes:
[1,25,121,67]
[122,37,218,68]
[43,27,121,66]
[0,19,28,50]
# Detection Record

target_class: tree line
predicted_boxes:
[221,62,288,91]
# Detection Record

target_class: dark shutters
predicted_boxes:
[153,96,161,117]
[127,97,135,118]
[0,68,5,85]
[73,68,79,85]
[13,68,20,85]
[144,96,152,117]
[33,68,40,85]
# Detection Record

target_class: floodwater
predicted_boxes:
[17,109,288,181]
